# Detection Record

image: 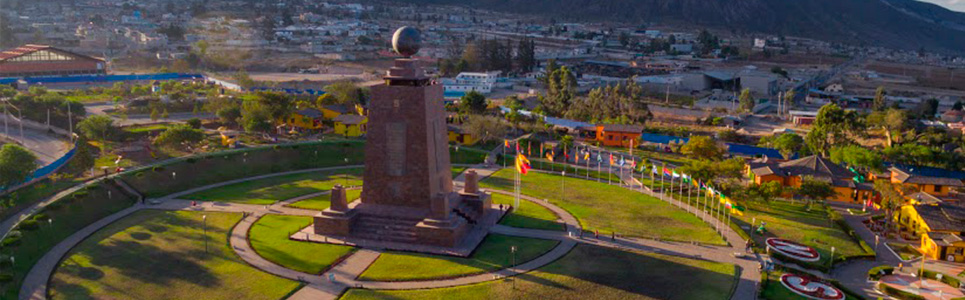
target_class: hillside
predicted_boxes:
[382,0,965,54]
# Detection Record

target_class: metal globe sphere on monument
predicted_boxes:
[392,26,422,57]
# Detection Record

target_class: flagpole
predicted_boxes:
[687,178,693,214]
[607,152,612,185]
[585,148,590,180]
[660,162,666,199]
[503,141,506,169]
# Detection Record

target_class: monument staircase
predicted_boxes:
[452,202,479,225]
[350,214,421,243]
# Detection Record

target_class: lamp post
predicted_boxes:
[511,245,517,290]
[203,215,208,254]
[829,246,835,269]
[561,171,566,203]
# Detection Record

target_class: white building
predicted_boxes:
[442,72,501,94]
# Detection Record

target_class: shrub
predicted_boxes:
[2,236,21,247]
[72,191,88,199]
[0,273,12,283]
[32,213,48,221]
[878,282,925,300]
[18,219,39,231]
[868,265,894,281]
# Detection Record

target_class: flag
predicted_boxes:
[565,148,570,160]
[515,142,521,154]
[672,171,680,178]
[631,159,637,169]
[546,151,554,162]
[596,153,602,162]
[527,141,531,155]
[584,151,590,161]
[618,157,625,167]
[540,143,544,156]
[663,167,672,177]
[505,140,510,148]
[692,179,699,187]
[609,154,615,165]
[652,165,660,175]
[575,151,580,164]
[515,153,532,174]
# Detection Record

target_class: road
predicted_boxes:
[84,103,216,126]
[0,116,71,166]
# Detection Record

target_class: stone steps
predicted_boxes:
[351,215,420,243]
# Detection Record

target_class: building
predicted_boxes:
[749,155,874,204]
[333,114,367,137]
[442,71,500,94]
[321,104,354,120]
[447,125,476,145]
[590,124,644,147]
[788,110,818,126]
[0,44,107,78]
[880,166,965,200]
[895,203,965,262]
[285,108,324,130]
[740,73,779,96]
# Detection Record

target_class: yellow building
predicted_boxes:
[447,125,477,145]
[333,114,367,137]
[748,155,875,204]
[284,108,324,130]
[895,203,965,262]
[321,105,353,120]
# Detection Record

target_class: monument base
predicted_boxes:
[308,192,502,257]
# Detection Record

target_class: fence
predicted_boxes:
[0,143,77,194]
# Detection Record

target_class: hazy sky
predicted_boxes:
[923,0,965,12]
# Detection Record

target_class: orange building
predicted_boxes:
[748,155,875,204]
[590,124,644,147]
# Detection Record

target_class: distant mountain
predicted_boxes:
[385,0,965,54]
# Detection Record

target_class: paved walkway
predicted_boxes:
[21,162,762,300]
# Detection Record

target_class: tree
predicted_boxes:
[866,108,908,147]
[463,115,507,143]
[76,115,116,142]
[0,144,38,188]
[241,98,273,133]
[150,107,160,121]
[738,88,754,112]
[541,66,576,117]
[795,176,835,208]
[829,145,883,172]
[559,135,574,152]
[771,133,804,160]
[216,106,242,127]
[186,118,202,129]
[155,125,205,147]
[459,91,488,115]
[873,86,887,111]
[680,136,725,160]
[234,69,255,89]
[161,109,170,119]
[804,103,863,155]
[68,136,96,174]
[324,81,362,105]
[874,180,909,235]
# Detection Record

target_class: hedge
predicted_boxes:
[868,265,894,281]
[921,269,961,288]
[878,282,925,300]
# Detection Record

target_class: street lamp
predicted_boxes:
[828,246,835,269]
[511,245,517,290]
[202,215,208,254]
[561,171,566,203]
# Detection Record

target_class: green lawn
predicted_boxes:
[287,189,362,211]
[452,167,467,179]
[249,214,355,274]
[183,169,363,205]
[491,193,564,231]
[343,244,736,300]
[49,210,301,300]
[358,234,558,281]
[481,169,724,245]
[733,201,869,265]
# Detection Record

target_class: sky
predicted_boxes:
[922,0,965,12]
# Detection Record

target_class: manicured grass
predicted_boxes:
[886,243,921,261]
[358,234,558,281]
[452,167,467,179]
[287,189,362,211]
[490,193,563,231]
[732,201,869,265]
[183,169,363,205]
[49,210,301,300]
[481,169,724,245]
[249,214,355,274]
[0,183,136,299]
[343,244,736,300]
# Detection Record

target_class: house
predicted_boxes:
[442,71,500,95]
[888,166,965,199]
[591,124,645,147]
[749,155,874,204]
[285,108,324,130]
[894,203,965,262]
[941,109,965,123]
[321,105,354,120]
[333,114,367,137]
[447,125,476,145]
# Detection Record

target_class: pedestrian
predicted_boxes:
[611,231,615,241]
[745,240,752,252]
[499,204,503,211]
[595,229,599,239]
[898,262,903,272]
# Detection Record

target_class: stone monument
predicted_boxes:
[313,27,495,252]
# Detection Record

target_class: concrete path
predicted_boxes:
[20,162,761,300]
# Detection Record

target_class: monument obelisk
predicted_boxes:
[313,27,493,250]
